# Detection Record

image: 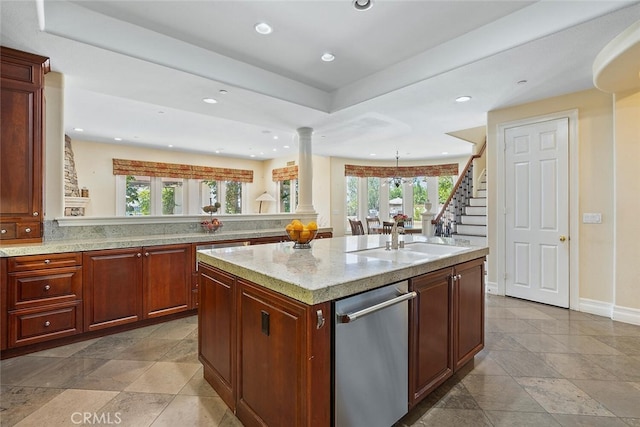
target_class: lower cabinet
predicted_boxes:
[83,248,143,331]
[198,263,331,427]
[83,244,192,331]
[409,257,485,408]
[6,253,83,347]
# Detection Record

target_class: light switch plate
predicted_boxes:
[583,213,602,224]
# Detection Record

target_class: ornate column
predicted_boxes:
[296,127,316,214]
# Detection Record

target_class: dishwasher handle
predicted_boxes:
[337,291,417,324]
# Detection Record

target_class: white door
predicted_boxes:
[504,118,569,308]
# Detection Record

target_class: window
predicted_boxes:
[224,181,242,214]
[412,177,428,219]
[125,175,184,216]
[279,179,298,213]
[126,175,150,216]
[346,176,358,220]
[162,178,183,215]
[367,177,380,218]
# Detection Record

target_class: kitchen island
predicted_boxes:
[197,234,489,427]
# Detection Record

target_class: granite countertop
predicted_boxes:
[0,228,310,257]
[197,235,489,305]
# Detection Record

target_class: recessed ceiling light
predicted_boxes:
[273,148,277,152]
[283,145,290,149]
[455,96,472,103]
[250,154,256,158]
[168,144,173,148]
[215,150,221,154]
[73,128,83,132]
[273,135,279,140]
[321,52,335,62]
[254,22,272,35]
[353,0,373,11]
[442,151,449,155]
[114,137,123,141]
[202,98,217,104]
[219,89,228,95]
[370,153,376,156]
[158,111,165,114]
[517,79,528,85]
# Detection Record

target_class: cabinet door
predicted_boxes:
[83,248,143,331]
[143,244,191,318]
[454,258,485,370]
[1,258,7,350]
[409,267,454,407]
[236,279,307,427]
[198,264,236,410]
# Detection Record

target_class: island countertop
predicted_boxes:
[196,235,489,305]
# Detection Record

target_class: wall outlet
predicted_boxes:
[583,213,602,224]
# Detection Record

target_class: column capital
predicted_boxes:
[296,127,313,137]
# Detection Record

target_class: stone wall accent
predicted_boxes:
[64,135,84,216]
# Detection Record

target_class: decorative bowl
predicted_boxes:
[287,229,317,249]
[201,220,222,233]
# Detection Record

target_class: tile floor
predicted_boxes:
[1,294,640,426]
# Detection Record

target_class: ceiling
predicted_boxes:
[1,0,639,161]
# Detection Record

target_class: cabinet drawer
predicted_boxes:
[16,222,40,239]
[0,223,17,239]
[8,266,82,310]
[8,302,82,348]
[9,252,82,272]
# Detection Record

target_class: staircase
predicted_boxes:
[453,170,487,247]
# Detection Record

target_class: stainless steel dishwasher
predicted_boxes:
[334,281,416,427]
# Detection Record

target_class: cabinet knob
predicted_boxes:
[33,212,39,217]
[44,321,51,327]
[25,228,31,233]
[457,274,462,280]
[1,229,6,234]
[44,284,51,291]
[137,253,142,258]
[44,259,51,264]
[145,252,150,257]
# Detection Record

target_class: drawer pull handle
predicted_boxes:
[44,284,51,291]
[44,321,51,327]
[44,259,51,264]
[1,229,6,234]
[25,228,31,233]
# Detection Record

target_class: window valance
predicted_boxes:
[344,163,458,178]
[113,159,253,183]
[272,165,298,181]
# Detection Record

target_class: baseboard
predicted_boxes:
[485,281,499,295]
[612,305,640,326]
[579,298,613,318]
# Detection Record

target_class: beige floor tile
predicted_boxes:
[159,339,199,363]
[467,354,509,376]
[510,333,573,353]
[115,323,164,339]
[514,377,614,416]
[550,335,623,355]
[506,307,556,320]
[524,318,575,335]
[150,395,228,426]
[94,391,174,426]
[485,307,519,319]
[484,333,530,352]
[71,359,155,391]
[491,318,542,334]
[570,380,640,418]
[414,408,492,426]
[29,338,101,358]
[484,410,561,426]
[147,321,198,340]
[13,389,119,427]
[71,336,138,359]
[179,367,219,397]
[113,338,180,361]
[0,356,60,386]
[488,350,562,377]
[124,362,201,394]
[0,385,64,427]
[462,375,545,412]
[586,354,640,381]
[552,413,632,426]
[19,357,107,388]
[539,353,618,380]
[592,336,640,356]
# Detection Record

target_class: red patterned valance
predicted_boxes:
[344,163,458,178]
[113,159,253,183]
[272,165,298,181]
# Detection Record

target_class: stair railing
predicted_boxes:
[433,140,486,236]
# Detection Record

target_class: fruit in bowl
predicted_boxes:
[201,218,222,233]
[285,220,318,248]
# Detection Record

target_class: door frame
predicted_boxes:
[496,109,579,310]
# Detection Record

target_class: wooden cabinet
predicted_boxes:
[198,264,331,427]
[408,267,454,407]
[84,244,191,331]
[143,244,191,318]
[1,258,7,350]
[453,258,485,370]
[6,253,82,347]
[83,248,143,331]
[0,47,49,245]
[409,257,485,407]
[198,264,236,410]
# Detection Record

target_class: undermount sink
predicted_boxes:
[351,242,468,263]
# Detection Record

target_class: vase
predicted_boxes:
[424,202,432,212]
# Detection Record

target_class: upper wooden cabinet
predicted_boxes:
[0,47,50,245]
